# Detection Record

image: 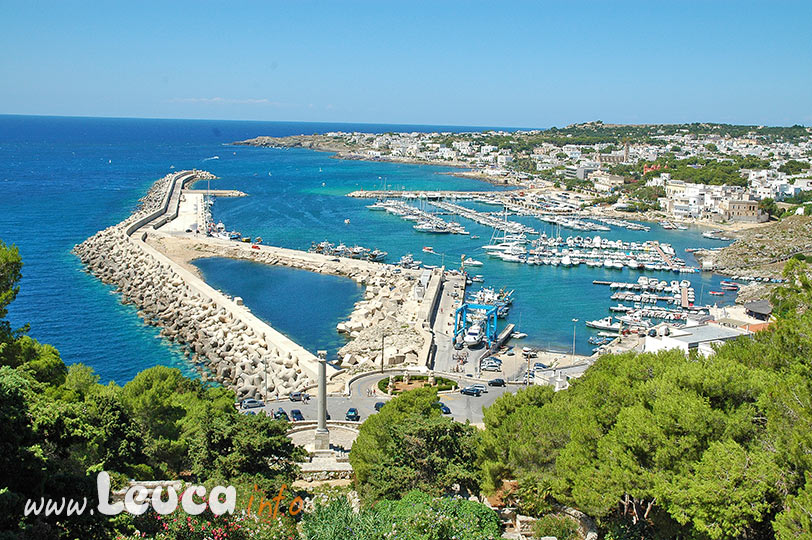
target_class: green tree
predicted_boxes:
[759,197,779,218]
[771,258,812,316]
[779,160,811,175]
[191,408,304,489]
[350,387,480,502]
[774,474,812,540]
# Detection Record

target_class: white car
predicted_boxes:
[471,383,488,394]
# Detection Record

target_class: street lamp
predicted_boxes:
[381,333,387,373]
[571,318,579,361]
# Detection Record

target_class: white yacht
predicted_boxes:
[585,317,622,332]
[463,323,485,346]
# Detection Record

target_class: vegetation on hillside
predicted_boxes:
[5,233,812,540]
[478,260,812,539]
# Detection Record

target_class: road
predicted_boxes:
[245,372,514,425]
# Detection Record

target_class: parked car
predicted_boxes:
[437,402,451,414]
[481,364,501,372]
[273,408,289,421]
[240,398,265,410]
[289,391,309,402]
[345,408,361,421]
[374,401,386,411]
[488,378,506,387]
[290,409,305,421]
[471,383,488,394]
[460,386,482,397]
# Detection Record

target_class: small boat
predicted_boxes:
[511,331,528,339]
[344,219,351,224]
[471,235,480,239]
[721,285,739,291]
[609,304,632,312]
[422,246,434,253]
[465,259,484,267]
[471,275,485,283]
[709,291,725,296]
[585,317,622,332]
[254,237,263,244]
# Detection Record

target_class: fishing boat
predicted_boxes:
[398,254,421,268]
[368,249,388,262]
[422,246,435,253]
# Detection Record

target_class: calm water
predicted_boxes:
[0,115,732,383]
[192,258,364,360]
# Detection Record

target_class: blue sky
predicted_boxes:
[1,1,810,127]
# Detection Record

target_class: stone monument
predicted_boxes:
[314,350,330,451]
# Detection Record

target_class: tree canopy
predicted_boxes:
[479,261,812,539]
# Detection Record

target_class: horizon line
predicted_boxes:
[0,112,807,131]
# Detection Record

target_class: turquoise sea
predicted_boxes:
[0,115,733,383]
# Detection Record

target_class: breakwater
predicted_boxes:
[74,171,317,400]
[148,234,430,373]
[74,170,439,400]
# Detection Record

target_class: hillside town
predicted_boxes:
[241,123,812,226]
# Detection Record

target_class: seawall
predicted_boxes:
[74,171,316,400]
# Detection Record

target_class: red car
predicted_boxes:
[251,244,260,250]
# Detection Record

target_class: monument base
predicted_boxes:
[314,429,330,451]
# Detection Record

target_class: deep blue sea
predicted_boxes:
[0,115,733,383]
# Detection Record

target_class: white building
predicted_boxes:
[644,323,749,356]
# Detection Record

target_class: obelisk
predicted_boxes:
[314,350,330,451]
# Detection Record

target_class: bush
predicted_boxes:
[301,491,501,540]
[377,375,456,395]
[532,514,579,540]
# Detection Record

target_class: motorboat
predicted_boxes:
[585,317,622,332]
[463,324,484,346]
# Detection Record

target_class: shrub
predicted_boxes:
[532,514,579,540]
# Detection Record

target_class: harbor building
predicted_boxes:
[643,322,750,356]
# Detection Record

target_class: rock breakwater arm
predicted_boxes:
[73,171,315,401]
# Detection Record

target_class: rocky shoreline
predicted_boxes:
[693,216,812,280]
[232,135,520,186]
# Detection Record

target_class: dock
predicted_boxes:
[490,323,516,353]
[653,243,679,271]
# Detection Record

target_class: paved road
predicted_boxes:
[244,372,514,425]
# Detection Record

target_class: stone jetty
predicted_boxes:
[73,171,315,401]
[74,170,442,400]
[148,234,430,371]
